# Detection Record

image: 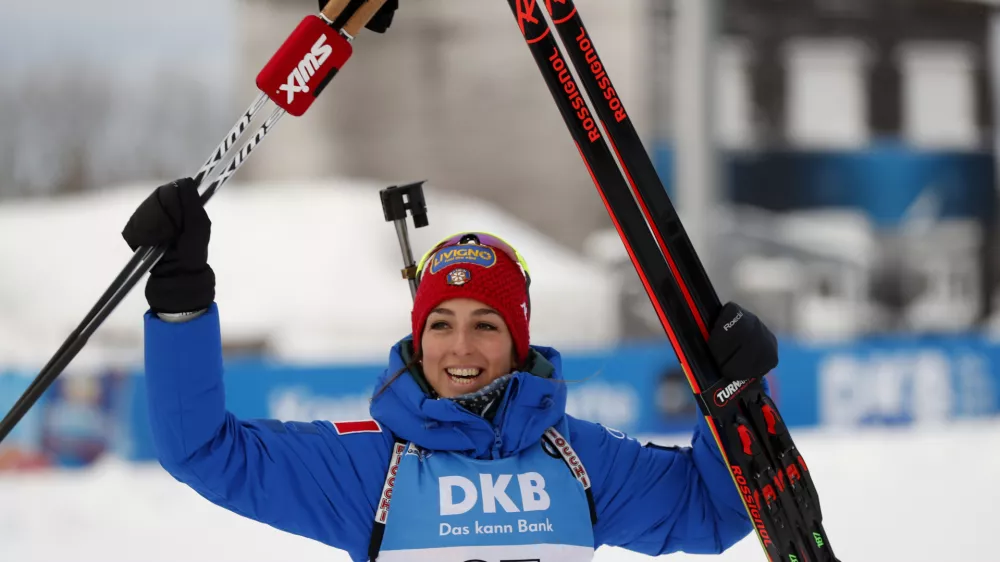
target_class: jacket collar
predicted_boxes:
[369,338,566,459]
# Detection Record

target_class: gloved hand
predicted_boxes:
[121,178,215,314]
[707,302,778,382]
[319,0,398,33]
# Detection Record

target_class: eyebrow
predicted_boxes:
[430,308,500,317]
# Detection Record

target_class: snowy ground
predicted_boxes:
[2,420,998,562]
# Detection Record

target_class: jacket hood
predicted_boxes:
[369,338,568,459]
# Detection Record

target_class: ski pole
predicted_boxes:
[0,0,389,445]
[7,93,270,411]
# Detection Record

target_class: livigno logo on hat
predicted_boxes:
[428,245,497,275]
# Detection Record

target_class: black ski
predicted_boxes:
[505,1,839,560]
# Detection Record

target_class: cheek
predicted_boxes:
[484,335,516,371]
[419,331,454,381]
[421,323,444,350]
[420,339,443,370]
[418,346,445,392]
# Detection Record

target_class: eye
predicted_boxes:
[476,322,498,331]
[429,320,450,330]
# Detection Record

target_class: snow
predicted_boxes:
[0,179,620,371]
[2,420,997,562]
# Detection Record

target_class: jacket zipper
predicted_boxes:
[489,378,519,459]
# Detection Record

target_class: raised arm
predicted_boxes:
[145,304,391,560]
[123,179,390,561]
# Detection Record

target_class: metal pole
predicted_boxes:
[983,10,1000,322]
[672,0,719,272]
[393,219,419,300]
[380,181,429,301]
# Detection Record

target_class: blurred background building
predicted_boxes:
[235,0,647,250]
[2,2,1000,559]
[3,0,998,345]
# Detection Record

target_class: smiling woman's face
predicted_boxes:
[419,298,516,398]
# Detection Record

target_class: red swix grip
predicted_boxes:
[256,15,353,117]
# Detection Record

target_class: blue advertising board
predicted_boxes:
[773,335,1000,427]
[0,368,130,469]
[2,334,999,466]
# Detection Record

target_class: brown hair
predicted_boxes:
[371,349,423,401]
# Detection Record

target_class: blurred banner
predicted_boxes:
[0,369,130,470]
[655,145,996,227]
[3,334,1000,469]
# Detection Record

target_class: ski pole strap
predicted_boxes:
[368,437,407,562]
[543,427,597,525]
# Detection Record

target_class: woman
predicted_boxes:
[122,178,779,561]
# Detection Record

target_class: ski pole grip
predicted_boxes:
[321,0,353,20]
[255,17,354,117]
[342,0,388,36]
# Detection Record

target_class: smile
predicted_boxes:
[446,367,483,385]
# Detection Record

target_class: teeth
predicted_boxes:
[446,368,481,378]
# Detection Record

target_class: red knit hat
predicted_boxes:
[411,236,531,365]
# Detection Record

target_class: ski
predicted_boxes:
[505,1,839,560]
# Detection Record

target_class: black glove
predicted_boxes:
[319,0,398,33]
[707,302,778,382]
[121,178,215,314]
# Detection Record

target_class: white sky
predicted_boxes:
[0,0,236,79]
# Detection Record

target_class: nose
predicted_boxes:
[450,327,475,357]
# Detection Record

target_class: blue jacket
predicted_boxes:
[144,304,753,560]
